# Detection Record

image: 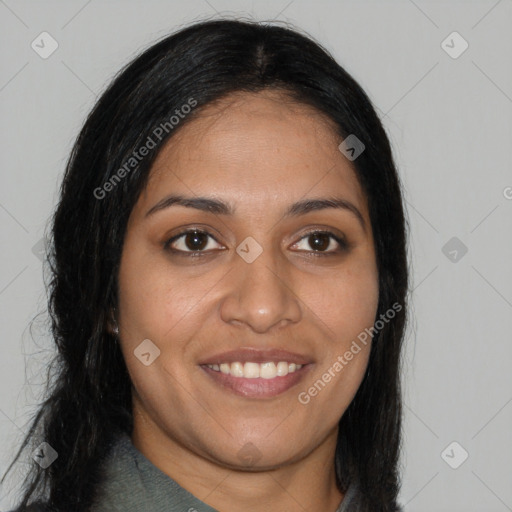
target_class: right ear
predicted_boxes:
[106,308,118,335]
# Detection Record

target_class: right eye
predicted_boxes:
[164,229,225,255]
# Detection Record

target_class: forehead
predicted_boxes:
[141,90,367,214]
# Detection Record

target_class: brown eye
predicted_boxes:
[308,233,331,251]
[291,231,347,254]
[183,231,208,251]
[165,229,223,254]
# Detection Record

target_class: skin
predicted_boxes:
[116,90,379,512]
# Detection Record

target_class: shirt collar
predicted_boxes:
[91,432,355,512]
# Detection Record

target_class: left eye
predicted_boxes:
[291,232,346,253]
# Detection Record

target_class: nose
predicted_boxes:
[219,249,302,334]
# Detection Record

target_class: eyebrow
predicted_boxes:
[145,194,366,231]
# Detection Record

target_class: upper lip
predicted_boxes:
[198,347,313,365]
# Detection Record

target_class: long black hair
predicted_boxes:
[4,18,408,511]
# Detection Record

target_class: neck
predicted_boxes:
[131,410,344,512]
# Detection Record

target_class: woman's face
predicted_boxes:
[117,90,379,470]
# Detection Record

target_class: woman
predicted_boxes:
[5,19,408,512]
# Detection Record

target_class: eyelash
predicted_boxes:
[164,228,348,258]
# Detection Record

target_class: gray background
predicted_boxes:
[1,0,511,510]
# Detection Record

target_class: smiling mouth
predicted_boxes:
[205,361,303,379]
[200,362,311,398]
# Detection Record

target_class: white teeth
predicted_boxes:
[206,361,304,378]
[260,362,277,379]
[276,361,289,377]
[244,362,260,378]
[230,362,244,378]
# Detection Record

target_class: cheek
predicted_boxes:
[306,259,379,341]
[296,259,378,412]
[117,244,210,344]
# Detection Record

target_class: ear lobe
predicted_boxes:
[106,309,119,335]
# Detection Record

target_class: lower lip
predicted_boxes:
[200,365,311,398]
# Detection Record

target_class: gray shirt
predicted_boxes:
[89,433,360,512]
